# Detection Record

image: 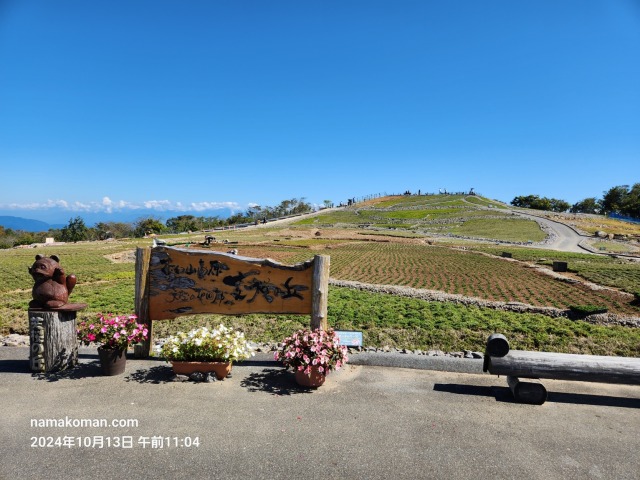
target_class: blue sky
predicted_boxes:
[1,1,638,223]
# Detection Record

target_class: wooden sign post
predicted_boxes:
[135,246,330,356]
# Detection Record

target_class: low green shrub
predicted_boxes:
[568,304,609,317]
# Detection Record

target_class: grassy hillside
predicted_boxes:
[2,194,639,356]
[295,194,545,242]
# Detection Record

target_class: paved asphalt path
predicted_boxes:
[509,210,589,253]
[1,347,639,480]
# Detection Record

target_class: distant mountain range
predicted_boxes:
[0,216,64,232]
[0,208,236,232]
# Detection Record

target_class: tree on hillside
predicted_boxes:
[201,215,224,229]
[278,199,293,216]
[60,216,88,243]
[166,215,199,233]
[227,212,250,225]
[599,184,640,218]
[94,221,135,240]
[549,198,571,213]
[133,217,165,237]
[510,195,540,208]
[245,205,262,222]
[289,197,312,215]
[570,197,601,214]
[600,185,629,214]
[623,183,640,218]
[510,195,569,212]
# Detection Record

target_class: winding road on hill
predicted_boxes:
[509,210,590,253]
[461,197,591,254]
[257,200,591,254]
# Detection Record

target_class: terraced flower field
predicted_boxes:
[194,241,639,316]
[326,243,637,315]
[471,246,640,295]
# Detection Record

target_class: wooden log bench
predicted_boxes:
[483,334,640,404]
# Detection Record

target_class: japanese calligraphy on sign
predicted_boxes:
[147,247,315,320]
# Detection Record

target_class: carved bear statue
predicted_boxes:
[28,255,77,309]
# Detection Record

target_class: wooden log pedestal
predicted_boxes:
[29,304,87,373]
[506,376,548,405]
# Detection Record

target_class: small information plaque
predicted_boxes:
[335,330,363,347]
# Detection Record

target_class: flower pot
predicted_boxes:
[171,361,232,380]
[294,366,326,388]
[97,347,127,376]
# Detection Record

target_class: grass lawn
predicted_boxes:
[446,218,546,242]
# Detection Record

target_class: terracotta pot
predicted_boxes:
[294,366,326,388]
[97,347,127,376]
[171,361,232,380]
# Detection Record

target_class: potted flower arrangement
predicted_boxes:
[155,324,255,380]
[275,327,348,388]
[77,314,148,376]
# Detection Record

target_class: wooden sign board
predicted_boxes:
[147,247,316,320]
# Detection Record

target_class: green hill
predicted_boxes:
[294,194,545,243]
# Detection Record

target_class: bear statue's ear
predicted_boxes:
[50,255,60,262]
[35,255,43,260]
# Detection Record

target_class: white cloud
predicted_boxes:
[1,198,242,213]
[72,201,93,211]
[189,201,240,212]
[102,197,113,213]
[6,199,69,210]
